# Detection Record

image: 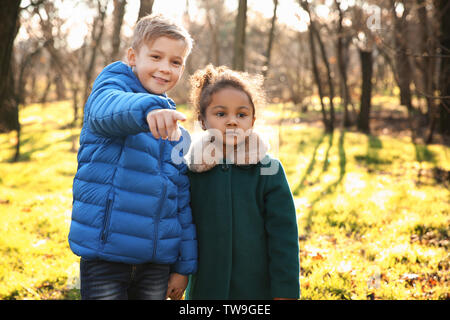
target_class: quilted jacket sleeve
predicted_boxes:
[85,78,174,137]
[171,173,198,275]
[170,129,198,275]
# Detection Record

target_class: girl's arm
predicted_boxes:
[263,159,300,299]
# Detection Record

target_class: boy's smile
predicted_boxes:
[127,36,187,94]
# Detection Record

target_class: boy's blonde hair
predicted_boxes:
[132,13,193,56]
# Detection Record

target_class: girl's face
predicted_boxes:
[202,87,255,148]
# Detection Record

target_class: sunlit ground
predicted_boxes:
[0,99,448,299]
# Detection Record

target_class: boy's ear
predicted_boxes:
[127,47,136,67]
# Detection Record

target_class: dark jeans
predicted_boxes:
[80,258,170,300]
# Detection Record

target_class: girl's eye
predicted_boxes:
[150,55,160,60]
[172,60,182,66]
[216,112,225,117]
[238,113,247,118]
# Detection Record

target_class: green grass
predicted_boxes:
[275,121,449,300]
[0,100,448,299]
[0,101,80,299]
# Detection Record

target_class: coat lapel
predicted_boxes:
[186,130,268,172]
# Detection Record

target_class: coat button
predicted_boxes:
[221,164,229,171]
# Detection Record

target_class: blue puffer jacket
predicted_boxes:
[68,61,197,275]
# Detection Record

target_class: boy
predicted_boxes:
[68,14,197,300]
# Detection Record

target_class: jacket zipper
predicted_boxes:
[100,138,123,246]
[153,140,167,260]
[101,193,114,244]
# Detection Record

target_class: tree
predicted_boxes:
[357,50,373,133]
[137,0,154,21]
[300,0,335,132]
[437,0,450,136]
[262,0,278,78]
[0,1,21,134]
[390,0,414,113]
[1,0,49,161]
[110,0,127,62]
[82,0,109,110]
[350,4,376,134]
[233,0,247,71]
[202,0,223,66]
[334,0,352,127]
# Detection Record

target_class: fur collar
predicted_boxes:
[186,130,268,173]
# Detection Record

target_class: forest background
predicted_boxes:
[0,0,448,300]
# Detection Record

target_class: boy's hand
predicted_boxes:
[166,273,189,300]
[146,109,186,141]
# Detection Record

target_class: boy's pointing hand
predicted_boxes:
[147,109,186,141]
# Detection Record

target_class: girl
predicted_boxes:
[184,65,300,300]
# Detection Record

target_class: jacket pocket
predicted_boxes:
[100,195,113,244]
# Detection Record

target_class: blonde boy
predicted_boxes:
[68,14,197,300]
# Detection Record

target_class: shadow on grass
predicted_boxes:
[413,142,441,185]
[1,133,79,163]
[293,132,326,196]
[354,134,392,169]
[413,143,436,164]
[368,135,388,166]
[302,130,347,236]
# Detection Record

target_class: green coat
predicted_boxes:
[185,155,300,300]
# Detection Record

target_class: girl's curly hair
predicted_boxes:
[189,64,266,119]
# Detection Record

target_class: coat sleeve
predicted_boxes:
[85,78,174,137]
[170,129,198,275]
[263,159,300,299]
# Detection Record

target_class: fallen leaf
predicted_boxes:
[401,273,419,281]
[427,277,437,287]
[312,252,324,260]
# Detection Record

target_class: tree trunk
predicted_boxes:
[335,0,352,127]
[301,1,331,132]
[111,0,127,62]
[40,68,52,104]
[0,1,20,134]
[137,0,154,20]
[312,24,335,132]
[390,0,414,113]
[358,50,373,133]
[82,0,108,111]
[54,74,66,100]
[204,0,221,66]
[415,0,437,143]
[437,0,450,135]
[233,0,247,71]
[416,0,433,115]
[16,44,43,105]
[262,0,278,78]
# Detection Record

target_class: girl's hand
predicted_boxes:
[166,273,188,300]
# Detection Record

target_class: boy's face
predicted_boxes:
[127,36,187,94]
